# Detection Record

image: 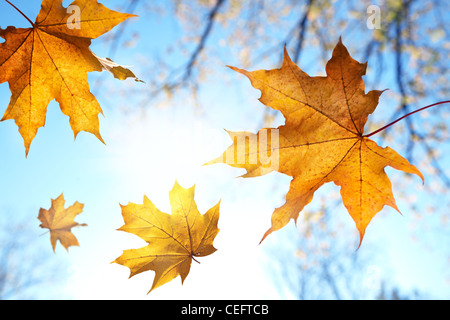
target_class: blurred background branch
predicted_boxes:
[93,0,449,299]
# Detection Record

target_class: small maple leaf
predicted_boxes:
[38,193,87,252]
[207,38,424,245]
[113,181,221,293]
[0,0,141,155]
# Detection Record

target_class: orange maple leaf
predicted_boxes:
[207,39,424,245]
[113,181,221,293]
[0,0,140,155]
[38,193,87,252]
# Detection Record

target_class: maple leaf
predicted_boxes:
[113,181,221,293]
[207,38,424,245]
[38,193,87,252]
[0,0,140,155]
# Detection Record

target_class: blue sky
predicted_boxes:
[0,0,448,300]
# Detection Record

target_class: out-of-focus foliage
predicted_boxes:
[114,0,449,196]
[0,218,68,299]
[91,0,450,299]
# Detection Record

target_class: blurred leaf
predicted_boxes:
[38,194,87,252]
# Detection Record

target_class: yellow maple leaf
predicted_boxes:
[38,193,87,252]
[0,0,140,155]
[113,181,221,293]
[207,39,424,245]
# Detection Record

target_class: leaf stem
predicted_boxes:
[192,256,201,264]
[364,100,450,138]
[4,0,34,27]
[39,230,50,237]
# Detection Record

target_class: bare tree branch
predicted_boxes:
[157,0,227,95]
[183,0,226,82]
[292,0,314,64]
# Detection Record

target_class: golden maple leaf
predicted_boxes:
[113,181,221,293]
[0,0,140,155]
[38,193,87,252]
[207,39,424,245]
